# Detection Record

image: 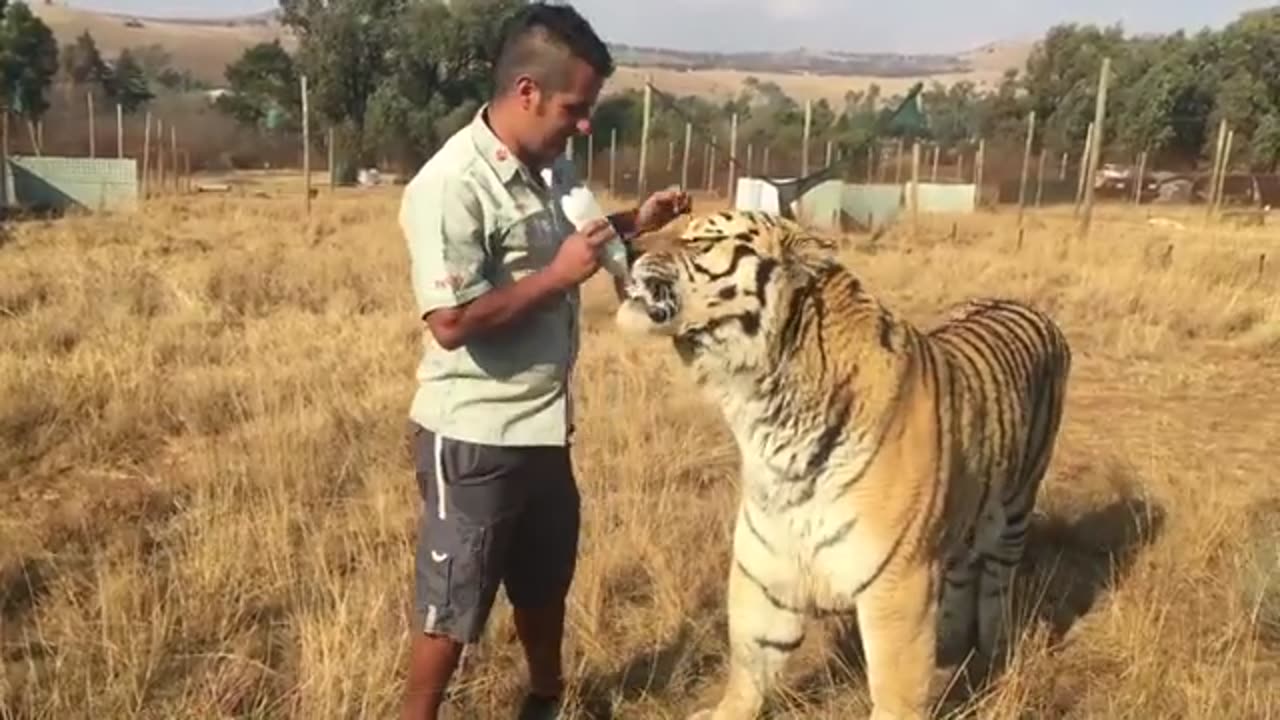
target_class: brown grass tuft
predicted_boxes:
[2,188,1279,719]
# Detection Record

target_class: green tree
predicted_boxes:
[279,0,407,162]
[1021,23,1127,154]
[218,40,300,131]
[61,30,108,87]
[0,0,59,121]
[354,0,527,168]
[106,49,154,113]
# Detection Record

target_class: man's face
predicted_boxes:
[515,55,603,168]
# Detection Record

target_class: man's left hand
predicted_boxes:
[633,189,692,235]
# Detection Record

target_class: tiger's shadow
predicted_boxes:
[790,492,1166,716]
[571,591,728,720]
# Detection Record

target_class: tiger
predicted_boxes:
[613,209,1072,720]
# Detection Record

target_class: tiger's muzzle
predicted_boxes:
[615,259,682,336]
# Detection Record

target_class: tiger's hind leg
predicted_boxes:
[977,400,1062,664]
[974,504,1030,665]
[936,547,979,667]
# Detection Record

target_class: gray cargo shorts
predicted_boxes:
[409,422,581,644]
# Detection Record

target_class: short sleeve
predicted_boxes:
[400,172,494,317]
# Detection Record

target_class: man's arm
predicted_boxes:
[429,218,614,349]
[403,172,618,351]
[404,174,564,351]
[423,269,568,351]
[605,189,692,301]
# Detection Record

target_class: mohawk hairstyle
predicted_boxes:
[492,2,614,96]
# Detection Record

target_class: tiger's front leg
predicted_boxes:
[689,507,806,720]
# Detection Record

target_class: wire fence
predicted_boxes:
[3,73,1278,226]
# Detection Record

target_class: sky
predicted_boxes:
[67,0,1279,54]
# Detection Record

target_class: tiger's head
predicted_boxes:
[615,209,839,370]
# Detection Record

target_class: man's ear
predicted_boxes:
[513,75,539,109]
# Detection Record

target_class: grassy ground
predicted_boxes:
[2,187,1279,719]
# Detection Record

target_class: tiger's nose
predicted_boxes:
[647,305,673,324]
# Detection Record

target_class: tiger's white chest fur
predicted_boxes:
[715,382,893,611]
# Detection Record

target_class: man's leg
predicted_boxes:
[402,426,517,720]
[505,446,582,705]
[514,600,569,699]
[401,634,465,720]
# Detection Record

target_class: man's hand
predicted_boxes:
[546,218,617,289]
[633,189,692,235]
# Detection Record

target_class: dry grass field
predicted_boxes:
[2,185,1280,719]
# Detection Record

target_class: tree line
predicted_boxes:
[2,0,1279,175]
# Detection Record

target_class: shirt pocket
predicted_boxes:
[492,205,565,280]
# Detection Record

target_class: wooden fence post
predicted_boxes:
[801,99,811,176]
[142,112,151,199]
[726,113,738,201]
[680,122,691,189]
[609,128,617,194]
[1079,57,1111,238]
[637,74,652,198]
[301,74,311,215]
[87,92,96,158]
[1017,110,1037,227]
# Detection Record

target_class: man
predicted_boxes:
[397,4,691,719]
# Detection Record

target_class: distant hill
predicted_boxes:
[31,2,293,86]
[607,43,974,77]
[31,2,1033,104]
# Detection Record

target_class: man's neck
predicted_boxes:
[485,101,545,173]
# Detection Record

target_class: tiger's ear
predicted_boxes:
[771,226,839,267]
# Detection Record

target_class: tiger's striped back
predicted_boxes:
[927,298,1072,550]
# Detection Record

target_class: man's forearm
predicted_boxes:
[427,269,567,350]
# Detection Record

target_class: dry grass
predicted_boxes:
[2,184,1279,720]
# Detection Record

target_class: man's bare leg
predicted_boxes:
[401,633,465,720]
[515,600,568,699]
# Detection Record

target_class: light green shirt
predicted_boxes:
[399,104,584,448]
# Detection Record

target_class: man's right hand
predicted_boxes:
[546,218,617,289]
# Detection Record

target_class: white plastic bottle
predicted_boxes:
[559,184,630,281]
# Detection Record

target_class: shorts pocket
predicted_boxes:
[422,549,452,613]
[418,517,488,619]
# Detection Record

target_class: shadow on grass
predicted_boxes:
[787,491,1166,717]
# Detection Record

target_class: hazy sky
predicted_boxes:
[67,0,1278,54]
